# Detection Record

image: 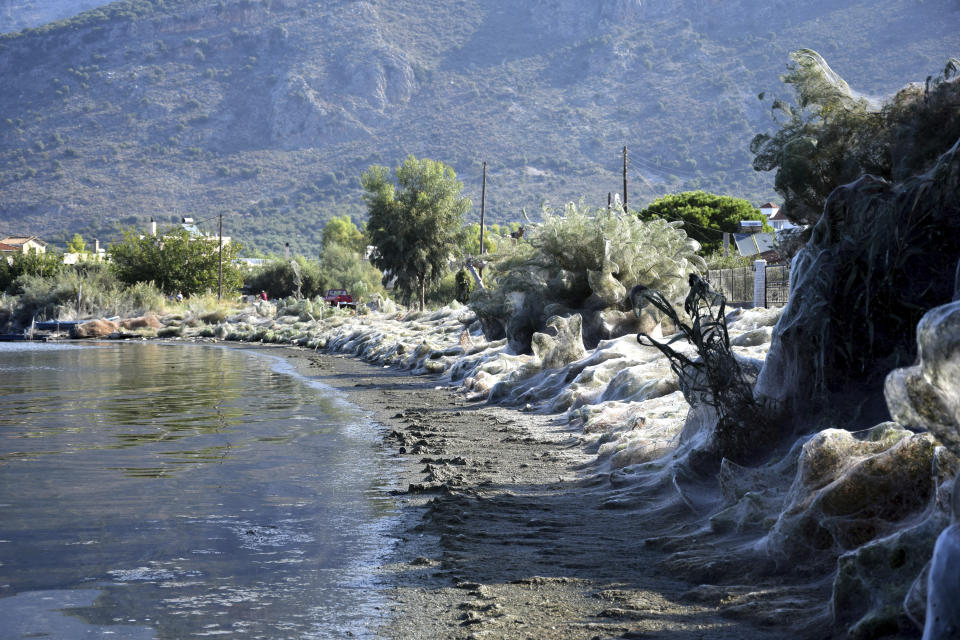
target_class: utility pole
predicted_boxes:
[479,161,486,276]
[622,145,628,213]
[480,162,486,255]
[217,212,223,301]
[607,192,612,210]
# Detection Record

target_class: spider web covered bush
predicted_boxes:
[470,203,705,353]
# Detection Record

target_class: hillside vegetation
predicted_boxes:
[0,0,956,255]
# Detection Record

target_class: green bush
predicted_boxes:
[109,226,245,296]
[0,263,167,331]
[0,250,63,293]
[245,258,324,300]
[317,242,384,302]
[454,268,473,303]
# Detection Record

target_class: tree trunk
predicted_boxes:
[419,276,426,311]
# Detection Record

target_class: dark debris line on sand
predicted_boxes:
[298,351,785,640]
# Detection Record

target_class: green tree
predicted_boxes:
[637,191,771,254]
[245,257,326,300]
[321,215,366,253]
[318,242,383,301]
[455,222,498,257]
[109,227,244,295]
[66,233,86,253]
[0,249,63,293]
[362,156,471,310]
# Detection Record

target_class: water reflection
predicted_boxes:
[0,343,302,474]
[0,590,157,640]
[0,342,397,639]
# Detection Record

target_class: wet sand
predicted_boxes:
[285,349,786,640]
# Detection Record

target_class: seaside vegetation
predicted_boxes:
[469,202,705,352]
[244,244,384,302]
[8,48,955,331]
[109,226,245,296]
[0,249,63,291]
[751,50,960,226]
[0,260,167,330]
[363,156,471,311]
[1,179,760,332]
[637,191,772,254]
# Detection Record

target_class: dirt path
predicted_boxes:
[292,350,785,640]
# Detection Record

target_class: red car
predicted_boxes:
[323,289,355,308]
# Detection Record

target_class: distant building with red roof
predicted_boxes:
[0,236,47,254]
[768,208,798,232]
[757,202,798,232]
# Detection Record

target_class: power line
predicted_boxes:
[188,210,238,227]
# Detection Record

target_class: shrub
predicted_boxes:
[454,268,473,303]
[470,202,705,351]
[245,257,326,300]
[0,264,167,331]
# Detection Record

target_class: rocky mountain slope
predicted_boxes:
[0,0,104,33]
[0,0,956,255]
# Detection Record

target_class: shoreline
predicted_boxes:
[20,297,942,639]
[276,346,784,640]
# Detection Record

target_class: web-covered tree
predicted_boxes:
[637,191,771,254]
[470,203,705,352]
[362,156,470,311]
[751,50,960,226]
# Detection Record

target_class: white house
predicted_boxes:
[758,202,799,232]
[146,217,230,248]
[759,202,779,220]
[1,235,47,254]
[63,239,107,264]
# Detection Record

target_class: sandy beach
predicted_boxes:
[280,348,786,640]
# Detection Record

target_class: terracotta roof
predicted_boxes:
[0,235,46,246]
[759,202,779,210]
[769,210,790,220]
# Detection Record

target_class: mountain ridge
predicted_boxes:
[0,0,956,255]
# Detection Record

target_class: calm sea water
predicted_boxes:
[0,341,398,639]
